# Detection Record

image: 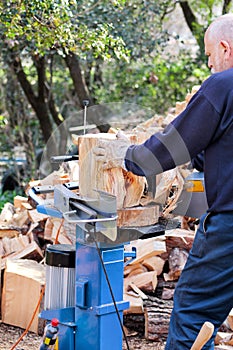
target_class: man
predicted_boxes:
[94,14,233,349]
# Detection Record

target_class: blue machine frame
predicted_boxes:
[33,186,130,350]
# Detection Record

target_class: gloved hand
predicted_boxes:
[93,130,130,170]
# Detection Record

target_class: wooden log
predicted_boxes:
[50,217,73,245]
[13,209,30,227]
[1,259,45,333]
[142,256,165,276]
[76,133,146,210]
[28,209,49,223]
[154,277,177,300]
[0,225,20,238]
[1,241,43,270]
[215,332,233,346]
[144,295,173,341]
[128,282,148,300]
[124,236,166,265]
[165,228,194,254]
[227,309,233,331]
[164,247,188,281]
[124,271,158,294]
[123,313,145,336]
[13,195,29,209]
[124,292,144,315]
[117,204,160,227]
[1,234,30,256]
[124,263,147,277]
[0,202,15,222]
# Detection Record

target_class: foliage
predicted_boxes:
[0,0,130,60]
[94,51,210,114]
[0,189,23,211]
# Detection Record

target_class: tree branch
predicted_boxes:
[222,0,232,14]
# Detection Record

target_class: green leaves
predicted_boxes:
[0,0,131,61]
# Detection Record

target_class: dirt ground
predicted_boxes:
[0,321,165,350]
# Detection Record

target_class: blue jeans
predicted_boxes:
[165,211,233,349]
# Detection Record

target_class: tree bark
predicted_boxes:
[179,1,205,56]
[9,52,54,145]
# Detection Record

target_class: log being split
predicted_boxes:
[77,133,147,210]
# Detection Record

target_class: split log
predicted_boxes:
[124,271,158,294]
[124,263,148,278]
[128,282,148,300]
[117,204,160,227]
[12,209,30,227]
[124,236,166,265]
[1,259,45,333]
[1,241,43,270]
[124,294,174,341]
[165,228,195,254]
[0,225,22,238]
[215,332,233,346]
[0,240,4,256]
[124,291,144,314]
[161,287,175,300]
[142,256,165,276]
[164,247,188,281]
[0,202,15,222]
[144,296,173,341]
[76,133,146,210]
[13,195,29,209]
[28,209,49,223]
[227,309,233,331]
[1,234,30,256]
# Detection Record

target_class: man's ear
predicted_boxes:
[220,40,231,55]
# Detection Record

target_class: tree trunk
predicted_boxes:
[222,0,232,14]
[179,1,205,56]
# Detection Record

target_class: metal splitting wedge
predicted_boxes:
[190,322,214,350]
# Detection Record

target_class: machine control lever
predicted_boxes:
[63,210,118,224]
[124,247,137,267]
[50,155,79,163]
[70,200,98,219]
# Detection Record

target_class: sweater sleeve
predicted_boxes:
[125,90,220,177]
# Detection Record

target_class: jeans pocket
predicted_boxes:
[190,213,210,258]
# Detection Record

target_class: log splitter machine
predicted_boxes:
[29,181,168,350]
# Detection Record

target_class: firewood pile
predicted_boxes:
[1,87,233,348]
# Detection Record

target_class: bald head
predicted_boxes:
[206,14,233,44]
[204,14,233,73]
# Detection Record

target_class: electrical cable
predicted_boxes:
[10,285,45,350]
[55,218,64,244]
[92,225,131,350]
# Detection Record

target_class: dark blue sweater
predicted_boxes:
[125,68,233,212]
